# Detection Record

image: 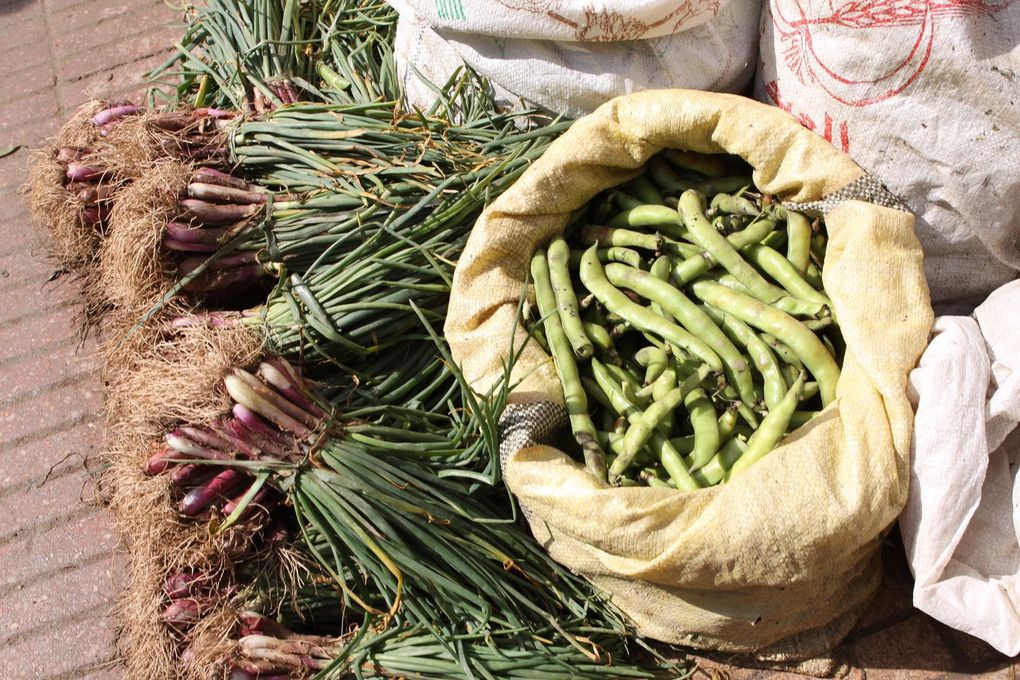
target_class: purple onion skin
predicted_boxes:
[192,167,248,190]
[163,598,201,627]
[180,198,257,225]
[57,146,84,163]
[232,405,292,447]
[180,251,258,273]
[91,104,141,126]
[145,446,175,475]
[165,430,232,460]
[165,572,205,599]
[188,182,267,205]
[179,424,233,451]
[209,421,262,458]
[260,359,326,418]
[179,469,247,516]
[221,487,274,519]
[171,463,220,487]
[164,238,219,253]
[81,206,101,225]
[66,162,105,182]
[223,419,290,459]
[165,222,228,244]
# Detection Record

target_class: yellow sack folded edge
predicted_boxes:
[445,89,933,660]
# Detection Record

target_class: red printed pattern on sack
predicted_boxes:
[769,0,1009,107]
[765,80,852,152]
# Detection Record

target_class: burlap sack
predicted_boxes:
[445,90,933,660]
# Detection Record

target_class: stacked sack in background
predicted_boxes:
[389,0,761,116]
[755,0,1019,312]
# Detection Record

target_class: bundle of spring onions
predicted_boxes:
[44,2,704,677]
[27,102,142,271]
[527,150,842,487]
[148,0,398,111]
[145,77,568,365]
[145,353,672,678]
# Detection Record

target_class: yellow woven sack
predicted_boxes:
[445,90,933,661]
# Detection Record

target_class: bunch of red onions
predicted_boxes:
[164,167,276,297]
[145,357,326,518]
[229,613,337,678]
[56,104,141,227]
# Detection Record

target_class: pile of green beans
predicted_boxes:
[529,150,842,488]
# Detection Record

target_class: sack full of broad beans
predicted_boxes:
[445,90,933,666]
[755,0,1019,313]
[389,0,761,117]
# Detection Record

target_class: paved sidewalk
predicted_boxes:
[0,0,178,677]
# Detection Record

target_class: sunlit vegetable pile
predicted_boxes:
[527,151,842,488]
[27,0,697,678]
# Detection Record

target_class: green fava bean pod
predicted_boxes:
[651,367,677,435]
[581,226,661,252]
[693,437,748,486]
[741,244,832,310]
[670,213,779,285]
[649,157,694,193]
[728,372,806,478]
[603,262,758,409]
[782,207,812,274]
[635,346,669,384]
[608,205,685,240]
[628,175,666,205]
[531,249,607,480]
[568,247,644,270]
[691,280,839,405]
[679,190,787,304]
[685,388,721,470]
[611,191,644,211]
[711,273,826,319]
[702,305,787,411]
[594,361,701,491]
[615,365,712,476]
[710,192,758,217]
[579,246,724,373]
[547,236,593,360]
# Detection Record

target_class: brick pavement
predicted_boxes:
[0,0,177,677]
[0,0,1017,678]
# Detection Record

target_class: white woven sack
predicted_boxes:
[755,0,1020,313]
[900,280,1020,655]
[390,0,760,117]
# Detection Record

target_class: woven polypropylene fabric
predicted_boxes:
[448,89,933,660]
[786,175,910,218]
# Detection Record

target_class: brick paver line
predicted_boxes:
[0,0,178,677]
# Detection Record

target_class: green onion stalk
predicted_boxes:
[146,353,678,678]
[228,613,663,679]
[161,77,570,357]
[146,0,398,112]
